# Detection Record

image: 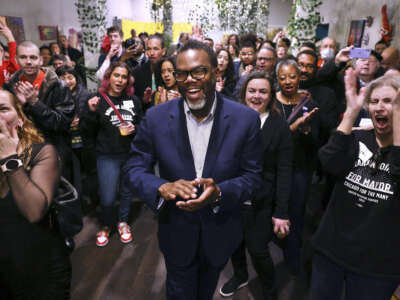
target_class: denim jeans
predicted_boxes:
[97,153,133,227]
[311,253,398,300]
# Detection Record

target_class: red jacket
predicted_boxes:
[0,41,19,86]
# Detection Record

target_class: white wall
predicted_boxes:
[1,0,291,45]
[320,0,400,49]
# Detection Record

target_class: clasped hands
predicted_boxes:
[158,178,220,212]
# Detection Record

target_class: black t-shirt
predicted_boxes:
[80,93,143,155]
[313,129,400,279]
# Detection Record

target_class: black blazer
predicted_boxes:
[133,60,153,110]
[253,112,293,219]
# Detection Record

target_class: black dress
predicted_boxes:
[0,144,71,299]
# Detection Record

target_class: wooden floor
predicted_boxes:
[70,200,400,300]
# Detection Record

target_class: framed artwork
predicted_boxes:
[347,20,366,47]
[38,25,58,41]
[4,16,25,44]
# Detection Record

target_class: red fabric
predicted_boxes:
[101,35,110,53]
[20,70,45,90]
[0,41,20,86]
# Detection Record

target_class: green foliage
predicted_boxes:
[150,0,173,44]
[287,0,322,50]
[75,0,107,54]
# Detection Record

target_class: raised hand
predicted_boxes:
[191,24,204,42]
[14,81,39,105]
[290,107,319,132]
[335,46,353,65]
[167,90,181,100]
[393,88,400,146]
[88,96,100,112]
[158,87,167,103]
[143,87,154,104]
[344,68,366,115]
[0,119,19,160]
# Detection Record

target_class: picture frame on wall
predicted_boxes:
[38,25,58,41]
[347,20,366,47]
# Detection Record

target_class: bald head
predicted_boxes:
[381,47,400,71]
[17,41,39,56]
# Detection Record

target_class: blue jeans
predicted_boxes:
[311,253,398,300]
[97,153,133,227]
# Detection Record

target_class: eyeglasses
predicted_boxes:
[173,66,209,82]
[240,52,254,56]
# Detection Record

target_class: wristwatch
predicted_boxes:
[1,157,23,173]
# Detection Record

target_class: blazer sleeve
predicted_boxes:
[122,115,168,212]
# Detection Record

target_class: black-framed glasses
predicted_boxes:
[173,66,209,82]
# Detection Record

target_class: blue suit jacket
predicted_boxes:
[123,93,263,267]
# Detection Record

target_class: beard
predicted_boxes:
[179,76,216,112]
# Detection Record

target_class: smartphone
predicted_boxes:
[349,48,371,59]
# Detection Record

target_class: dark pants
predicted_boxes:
[283,169,312,273]
[311,253,398,300]
[231,205,275,297]
[165,249,224,300]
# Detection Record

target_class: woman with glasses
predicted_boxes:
[311,71,400,300]
[154,57,181,105]
[215,49,237,100]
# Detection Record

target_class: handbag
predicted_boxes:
[51,176,83,238]
[28,143,83,238]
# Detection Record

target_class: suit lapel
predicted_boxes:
[168,99,196,179]
[202,95,230,178]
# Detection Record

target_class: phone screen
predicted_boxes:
[349,48,371,59]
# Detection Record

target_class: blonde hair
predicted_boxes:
[0,90,44,167]
[365,74,400,105]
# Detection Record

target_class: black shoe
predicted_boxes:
[219,276,248,297]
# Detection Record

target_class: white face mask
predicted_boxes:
[321,48,335,60]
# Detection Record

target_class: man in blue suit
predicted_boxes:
[123,39,263,300]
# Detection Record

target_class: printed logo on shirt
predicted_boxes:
[343,142,394,207]
[104,100,136,127]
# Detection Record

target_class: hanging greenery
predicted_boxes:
[215,0,270,35]
[150,0,173,48]
[286,0,322,50]
[75,0,108,54]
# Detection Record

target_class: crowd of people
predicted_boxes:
[0,14,399,300]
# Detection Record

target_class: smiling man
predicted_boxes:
[123,39,263,300]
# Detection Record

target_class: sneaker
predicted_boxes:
[219,276,248,297]
[117,222,133,243]
[96,229,110,247]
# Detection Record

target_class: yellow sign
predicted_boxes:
[121,20,192,43]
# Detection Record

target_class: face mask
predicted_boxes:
[321,48,335,60]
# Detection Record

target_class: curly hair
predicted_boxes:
[154,56,177,88]
[0,90,45,168]
[99,61,135,97]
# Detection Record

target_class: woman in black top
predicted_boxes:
[215,48,237,100]
[0,90,70,299]
[312,71,400,300]
[275,59,320,274]
[219,71,293,298]
[80,61,142,247]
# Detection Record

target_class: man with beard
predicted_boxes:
[297,50,338,136]
[123,39,263,300]
[133,33,166,110]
